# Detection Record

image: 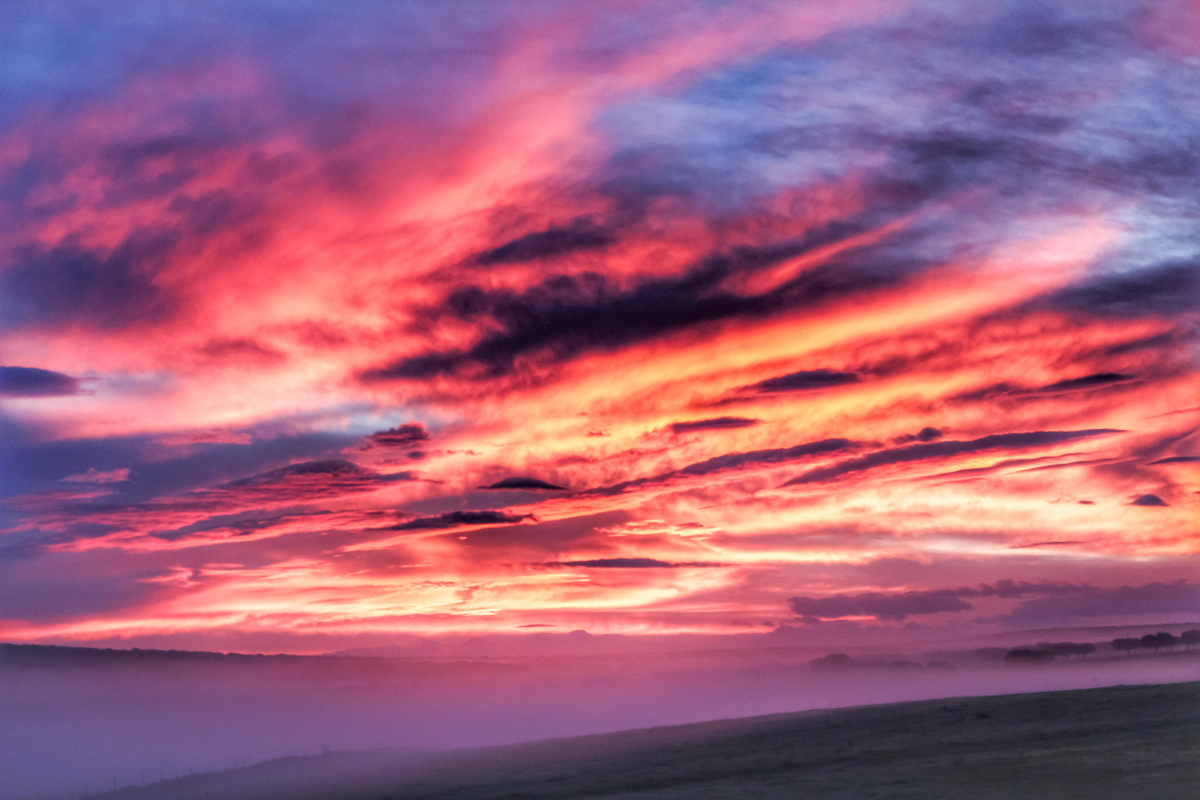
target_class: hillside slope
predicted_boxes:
[96,680,1200,800]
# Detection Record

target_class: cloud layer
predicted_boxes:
[1,0,1198,650]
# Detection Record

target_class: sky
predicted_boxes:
[1,0,1198,655]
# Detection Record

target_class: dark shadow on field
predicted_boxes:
[94,681,1200,800]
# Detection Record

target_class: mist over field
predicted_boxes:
[4,640,1198,798]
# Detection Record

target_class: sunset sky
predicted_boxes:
[1,0,1198,654]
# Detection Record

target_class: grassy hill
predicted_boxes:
[95,680,1200,800]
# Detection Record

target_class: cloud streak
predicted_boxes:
[782,430,1122,486]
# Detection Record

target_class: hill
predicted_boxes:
[95,680,1200,800]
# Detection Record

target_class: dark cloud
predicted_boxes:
[1105,329,1184,357]
[972,580,1089,597]
[367,423,431,447]
[475,220,616,265]
[364,222,922,381]
[789,579,1092,621]
[222,459,378,487]
[951,374,1136,405]
[1,234,180,330]
[1039,373,1135,392]
[0,427,361,506]
[547,558,724,569]
[151,508,330,542]
[669,417,760,434]
[0,366,82,397]
[894,427,943,444]
[481,477,567,491]
[1045,263,1200,319]
[1149,456,1200,465]
[1130,494,1168,507]
[788,589,973,622]
[572,437,857,499]
[210,459,413,505]
[1007,580,1200,622]
[745,369,860,394]
[680,437,856,477]
[392,509,532,531]
[782,429,1121,486]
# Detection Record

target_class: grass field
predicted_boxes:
[95,680,1200,800]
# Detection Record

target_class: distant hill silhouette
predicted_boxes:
[0,643,313,668]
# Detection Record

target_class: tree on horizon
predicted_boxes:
[1112,637,1141,655]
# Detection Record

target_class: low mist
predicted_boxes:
[3,644,1197,799]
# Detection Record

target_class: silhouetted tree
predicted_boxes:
[1182,630,1200,650]
[1112,637,1140,655]
[1154,632,1179,651]
[1141,632,1179,652]
[1048,642,1074,658]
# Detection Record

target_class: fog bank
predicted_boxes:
[3,644,1198,799]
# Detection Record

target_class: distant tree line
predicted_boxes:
[810,652,955,672]
[1003,641,1095,664]
[1112,630,1200,655]
[1004,630,1200,665]
[815,629,1200,671]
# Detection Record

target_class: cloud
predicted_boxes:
[391,510,533,531]
[788,589,973,622]
[680,437,856,477]
[475,220,616,265]
[1130,494,1168,507]
[782,429,1121,486]
[1038,373,1135,392]
[573,437,856,499]
[972,580,1089,597]
[745,369,860,394]
[1149,456,1200,465]
[366,424,431,447]
[670,417,760,434]
[951,374,1137,405]
[1,235,180,331]
[481,477,567,491]
[61,468,130,484]
[789,580,1093,621]
[545,558,724,568]
[0,366,83,397]
[363,225,920,381]
[196,337,285,365]
[149,507,332,543]
[222,459,378,487]
[207,459,414,505]
[894,427,943,444]
[1007,581,1200,622]
[1045,262,1200,319]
